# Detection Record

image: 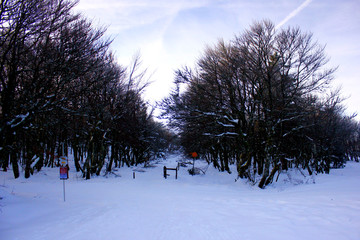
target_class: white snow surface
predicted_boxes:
[1,154,360,240]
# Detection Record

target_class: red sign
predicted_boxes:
[191,152,198,158]
[60,166,68,180]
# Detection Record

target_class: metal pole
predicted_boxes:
[63,179,66,202]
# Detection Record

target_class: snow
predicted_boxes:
[203,132,239,137]
[8,112,29,128]
[216,121,235,128]
[1,155,360,240]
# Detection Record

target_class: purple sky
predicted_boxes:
[74,0,360,119]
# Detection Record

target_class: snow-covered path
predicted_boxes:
[1,155,360,240]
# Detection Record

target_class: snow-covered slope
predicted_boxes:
[1,155,359,240]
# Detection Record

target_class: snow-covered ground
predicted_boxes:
[1,155,359,240]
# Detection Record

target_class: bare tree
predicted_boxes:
[0,0,80,177]
[1,0,169,179]
[162,20,357,187]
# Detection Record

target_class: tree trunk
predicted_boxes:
[24,156,32,179]
[237,153,251,178]
[258,157,270,188]
[264,164,280,186]
[34,153,44,172]
[73,144,81,172]
[107,145,115,172]
[1,153,9,171]
[11,151,19,179]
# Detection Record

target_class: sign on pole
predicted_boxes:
[190,152,198,175]
[59,156,69,202]
[60,166,69,180]
[59,156,68,167]
[59,156,69,180]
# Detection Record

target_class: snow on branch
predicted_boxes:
[216,121,235,128]
[8,112,30,128]
[203,132,239,137]
[222,115,239,124]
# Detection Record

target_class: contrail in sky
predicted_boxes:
[276,0,313,29]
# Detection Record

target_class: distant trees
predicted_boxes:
[161,20,360,188]
[0,0,171,179]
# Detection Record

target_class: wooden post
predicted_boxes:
[133,172,135,179]
[164,166,177,179]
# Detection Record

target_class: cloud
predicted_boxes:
[276,0,313,29]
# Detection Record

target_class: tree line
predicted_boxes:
[161,20,360,188]
[0,0,174,179]
[1,1,358,185]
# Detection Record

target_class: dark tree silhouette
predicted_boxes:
[161,20,359,188]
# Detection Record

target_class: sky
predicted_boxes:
[74,0,360,120]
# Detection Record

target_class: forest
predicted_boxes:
[1,0,359,188]
[0,0,174,180]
